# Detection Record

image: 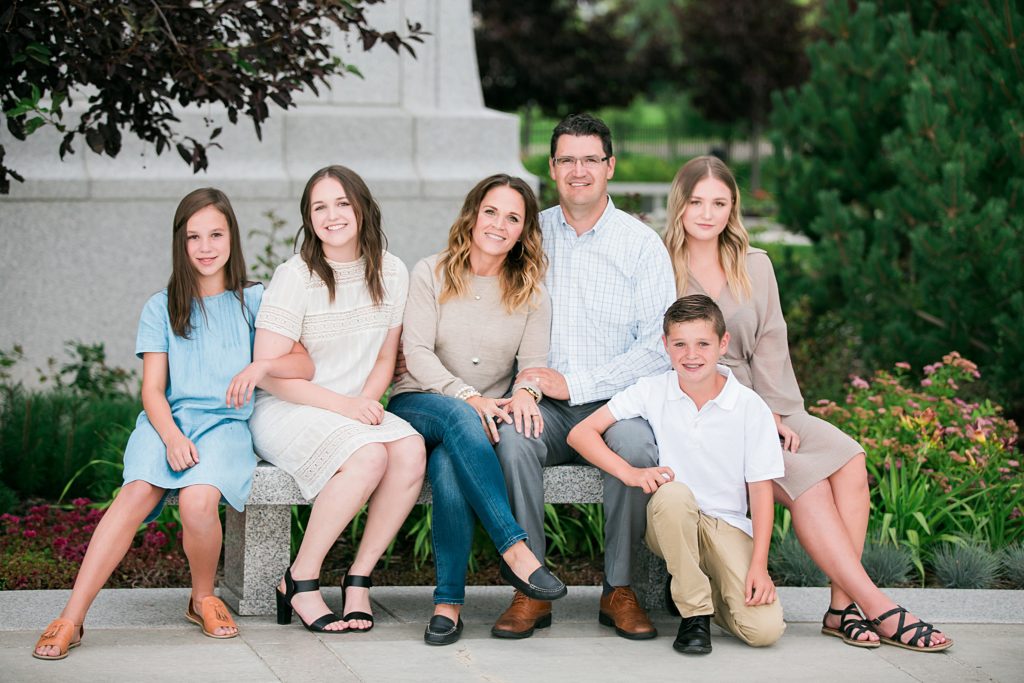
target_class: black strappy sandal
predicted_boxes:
[275,567,347,633]
[821,603,879,648]
[870,606,953,652]
[341,572,375,633]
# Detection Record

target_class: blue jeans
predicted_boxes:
[388,391,528,604]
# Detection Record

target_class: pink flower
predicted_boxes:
[851,376,869,390]
[22,529,37,538]
[71,497,90,507]
[895,362,911,370]
[1008,460,1019,467]
[921,379,933,387]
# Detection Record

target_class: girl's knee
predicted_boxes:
[344,443,389,481]
[177,486,221,526]
[117,480,161,506]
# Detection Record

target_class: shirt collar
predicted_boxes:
[557,195,617,236]
[664,364,740,410]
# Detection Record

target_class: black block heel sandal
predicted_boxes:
[276,567,346,633]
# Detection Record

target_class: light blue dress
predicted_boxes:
[122,284,264,521]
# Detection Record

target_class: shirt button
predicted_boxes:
[471,357,480,365]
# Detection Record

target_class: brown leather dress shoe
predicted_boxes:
[599,586,658,640]
[491,590,552,639]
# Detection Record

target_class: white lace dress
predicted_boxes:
[249,252,418,499]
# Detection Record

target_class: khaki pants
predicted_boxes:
[645,482,785,647]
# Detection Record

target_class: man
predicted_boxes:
[491,113,676,640]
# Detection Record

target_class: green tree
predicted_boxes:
[675,0,810,190]
[771,1,1024,416]
[1,1,426,193]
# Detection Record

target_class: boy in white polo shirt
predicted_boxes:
[568,294,785,655]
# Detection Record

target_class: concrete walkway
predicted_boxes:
[2,586,1021,682]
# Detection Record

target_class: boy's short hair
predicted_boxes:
[663,294,727,338]
[550,113,614,159]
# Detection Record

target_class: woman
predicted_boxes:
[251,165,426,634]
[662,156,950,653]
[389,174,567,646]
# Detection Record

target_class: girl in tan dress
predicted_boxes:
[662,156,950,653]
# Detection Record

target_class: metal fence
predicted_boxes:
[522,123,771,162]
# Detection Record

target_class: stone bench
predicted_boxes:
[175,461,667,615]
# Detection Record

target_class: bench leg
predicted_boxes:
[220,504,291,616]
[632,541,669,613]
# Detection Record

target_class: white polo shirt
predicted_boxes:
[607,365,784,536]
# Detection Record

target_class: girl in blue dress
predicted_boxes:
[33,188,313,660]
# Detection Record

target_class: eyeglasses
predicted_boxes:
[552,155,609,169]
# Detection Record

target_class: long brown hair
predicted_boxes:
[296,165,386,304]
[664,155,752,300]
[436,174,546,313]
[167,188,249,338]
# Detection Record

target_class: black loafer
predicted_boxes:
[424,614,464,646]
[499,561,568,601]
[673,615,712,655]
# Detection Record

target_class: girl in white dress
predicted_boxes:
[251,166,425,633]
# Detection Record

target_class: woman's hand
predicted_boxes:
[165,432,199,472]
[466,395,512,444]
[333,395,385,425]
[504,388,544,438]
[226,360,269,409]
[774,413,800,452]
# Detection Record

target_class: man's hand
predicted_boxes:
[622,465,675,493]
[516,367,569,401]
[744,564,777,606]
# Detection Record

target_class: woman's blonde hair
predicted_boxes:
[437,174,546,313]
[664,156,752,300]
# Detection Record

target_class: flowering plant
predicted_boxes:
[0,497,189,589]
[811,353,1021,578]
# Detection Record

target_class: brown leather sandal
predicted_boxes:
[185,596,239,639]
[32,618,84,660]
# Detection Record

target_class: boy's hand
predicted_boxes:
[744,565,776,606]
[623,466,675,493]
[226,360,269,409]
[166,433,199,471]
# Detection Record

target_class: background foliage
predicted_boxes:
[1,0,426,193]
[770,0,1024,419]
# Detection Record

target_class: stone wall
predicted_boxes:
[0,0,530,381]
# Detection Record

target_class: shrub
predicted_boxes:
[771,0,1024,419]
[1000,545,1024,590]
[768,534,827,587]
[0,498,190,590]
[861,542,914,587]
[0,343,141,501]
[811,354,1022,576]
[930,543,1000,590]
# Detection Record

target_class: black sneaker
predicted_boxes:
[673,615,712,655]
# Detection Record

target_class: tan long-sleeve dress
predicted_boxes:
[687,247,863,499]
